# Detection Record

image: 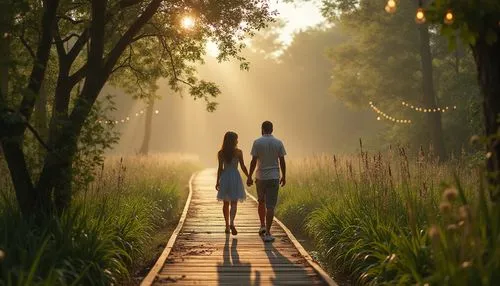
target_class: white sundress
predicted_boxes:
[217,157,246,202]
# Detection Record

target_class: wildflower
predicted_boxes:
[447,224,458,231]
[469,135,480,144]
[461,261,472,268]
[442,187,458,202]
[428,225,440,240]
[0,249,5,261]
[439,202,452,214]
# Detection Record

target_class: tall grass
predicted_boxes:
[269,146,499,285]
[0,154,199,285]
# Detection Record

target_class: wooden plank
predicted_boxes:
[142,169,336,286]
[140,173,196,286]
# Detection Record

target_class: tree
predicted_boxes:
[0,0,274,216]
[423,0,500,198]
[322,1,451,158]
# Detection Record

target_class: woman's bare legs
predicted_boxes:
[223,201,230,233]
[230,201,238,235]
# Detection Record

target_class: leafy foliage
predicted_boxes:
[72,95,120,191]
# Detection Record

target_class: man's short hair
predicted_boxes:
[262,121,273,134]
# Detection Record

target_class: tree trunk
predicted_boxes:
[0,1,10,103]
[139,101,154,155]
[35,81,49,165]
[472,30,500,201]
[418,24,447,161]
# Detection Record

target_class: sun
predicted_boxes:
[181,16,195,30]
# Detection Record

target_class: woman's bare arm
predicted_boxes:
[238,149,250,178]
[216,152,223,190]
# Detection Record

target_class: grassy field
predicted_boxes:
[0,154,199,285]
[252,146,499,285]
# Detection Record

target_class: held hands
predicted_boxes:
[280,177,286,187]
[246,177,254,187]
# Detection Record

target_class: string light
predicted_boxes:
[369,101,412,124]
[402,101,457,113]
[415,7,426,24]
[385,0,397,14]
[98,108,161,125]
[384,1,457,26]
[444,10,454,25]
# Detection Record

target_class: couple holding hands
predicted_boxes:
[215,121,286,242]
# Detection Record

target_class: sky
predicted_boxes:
[269,1,326,46]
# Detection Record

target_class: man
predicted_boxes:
[247,121,286,242]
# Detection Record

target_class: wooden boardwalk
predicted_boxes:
[142,169,336,286]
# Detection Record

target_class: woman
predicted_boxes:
[216,131,249,235]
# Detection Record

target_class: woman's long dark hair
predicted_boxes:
[219,131,238,163]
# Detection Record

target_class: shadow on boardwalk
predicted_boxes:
[217,235,312,286]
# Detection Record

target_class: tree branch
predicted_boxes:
[53,23,67,59]
[24,119,53,152]
[57,15,85,25]
[19,33,36,59]
[66,28,89,64]
[68,63,88,87]
[19,0,60,121]
[103,0,163,76]
[159,36,196,89]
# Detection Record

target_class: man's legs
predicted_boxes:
[256,180,267,234]
[265,207,274,235]
[258,201,266,227]
[263,179,279,241]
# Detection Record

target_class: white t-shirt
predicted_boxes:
[251,134,286,180]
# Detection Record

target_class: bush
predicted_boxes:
[0,155,198,285]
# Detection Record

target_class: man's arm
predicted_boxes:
[279,156,286,187]
[248,156,257,186]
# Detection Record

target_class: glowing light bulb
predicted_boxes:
[415,8,426,24]
[385,0,397,14]
[181,16,195,30]
[155,110,159,114]
[126,117,130,121]
[140,110,144,114]
[135,113,139,116]
[453,106,457,109]
[444,10,454,25]
[377,116,381,121]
